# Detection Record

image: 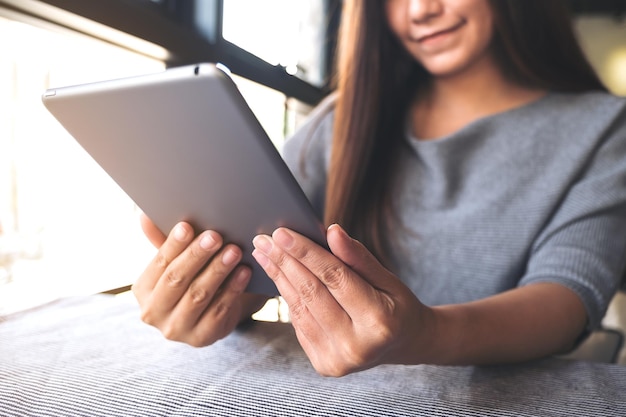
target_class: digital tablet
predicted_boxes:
[42,63,326,295]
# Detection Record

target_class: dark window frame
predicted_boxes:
[0,0,340,106]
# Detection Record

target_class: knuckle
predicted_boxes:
[153,250,170,270]
[189,285,209,305]
[193,319,232,347]
[317,361,350,378]
[287,300,307,321]
[164,269,186,288]
[139,308,155,326]
[319,264,348,290]
[160,323,180,341]
[188,335,213,348]
[298,279,320,305]
[366,299,400,343]
[211,299,231,319]
[189,323,232,347]
[331,365,350,378]
[373,323,396,347]
[338,337,381,372]
[342,348,369,372]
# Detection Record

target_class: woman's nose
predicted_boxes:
[408,0,444,23]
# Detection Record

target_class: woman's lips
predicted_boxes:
[415,21,465,43]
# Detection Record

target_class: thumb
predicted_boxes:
[326,224,394,290]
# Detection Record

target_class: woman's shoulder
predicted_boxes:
[289,92,337,146]
[301,92,338,126]
[546,90,626,118]
[524,90,626,143]
[280,94,337,214]
[281,94,337,178]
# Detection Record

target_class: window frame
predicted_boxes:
[0,0,339,106]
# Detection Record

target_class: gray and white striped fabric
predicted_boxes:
[1,295,625,417]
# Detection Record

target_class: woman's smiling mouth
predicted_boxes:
[414,21,466,44]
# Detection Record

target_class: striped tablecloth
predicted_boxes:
[1,294,625,417]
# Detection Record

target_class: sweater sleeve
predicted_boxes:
[519,107,626,329]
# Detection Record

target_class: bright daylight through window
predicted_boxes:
[222,0,327,87]
[0,16,163,314]
[0,10,314,316]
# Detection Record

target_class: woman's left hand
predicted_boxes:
[252,224,435,376]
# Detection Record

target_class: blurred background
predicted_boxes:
[0,0,624,319]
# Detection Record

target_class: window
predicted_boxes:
[0,15,164,313]
[0,0,334,315]
[575,16,626,96]
[232,74,313,149]
[222,0,328,87]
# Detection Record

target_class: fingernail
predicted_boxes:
[173,223,188,241]
[273,228,294,250]
[252,235,273,254]
[199,231,218,250]
[329,223,349,239]
[222,248,240,265]
[233,268,251,291]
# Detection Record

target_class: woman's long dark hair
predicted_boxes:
[489,1,605,92]
[325,0,606,267]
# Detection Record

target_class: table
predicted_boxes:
[1,295,625,417]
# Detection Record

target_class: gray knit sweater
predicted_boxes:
[281,92,626,329]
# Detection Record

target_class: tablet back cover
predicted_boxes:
[42,63,326,295]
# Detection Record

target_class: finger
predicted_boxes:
[133,222,198,302]
[252,246,329,345]
[190,266,252,346]
[268,227,382,319]
[326,224,396,291]
[140,212,167,248]
[171,244,244,325]
[252,234,351,332]
[147,229,223,315]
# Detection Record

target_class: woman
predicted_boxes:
[133,0,626,376]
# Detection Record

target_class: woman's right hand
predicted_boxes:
[132,214,254,347]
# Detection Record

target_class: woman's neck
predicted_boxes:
[411,55,546,140]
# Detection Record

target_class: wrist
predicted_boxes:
[385,302,447,366]
[396,303,470,366]
[414,304,455,365]
[425,305,467,365]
